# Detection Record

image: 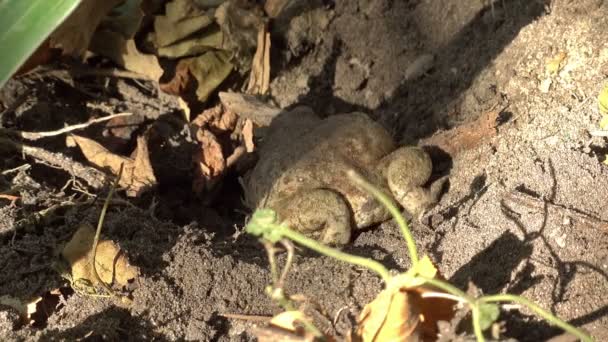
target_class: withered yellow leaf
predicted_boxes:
[62,223,139,288]
[188,50,234,101]
[357,288,421,342]
[66,134,157,197]
[357,256,455,341]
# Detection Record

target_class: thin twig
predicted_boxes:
[1,164,31,175]
[0,137,107,189]
[1,112,132,141]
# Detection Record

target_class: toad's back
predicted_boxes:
[246,112,395,224]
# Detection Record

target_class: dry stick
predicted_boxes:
[0,138,106,189]
[219,91,281,127]
[1,112,132,141]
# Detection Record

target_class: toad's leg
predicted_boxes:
[380,147,447,220]
[275,189,352,245]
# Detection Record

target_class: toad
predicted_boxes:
[243,106,446,245]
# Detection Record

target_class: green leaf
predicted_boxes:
[245,209,285,242]
[0,0,82,88]
[477,302,500,330]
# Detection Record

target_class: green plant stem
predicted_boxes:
[90,163,123,296]
[274,222,391,283]
[471,306,485,342]
[419,276,475,303]
[347,170,419,267]
[480,294,593,342]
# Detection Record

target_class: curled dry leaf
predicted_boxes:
[160,58,194,96]
[192,128,226,194]
[356,257,455,341]
[61,223,139,289]
[66,134,157,197]
[160,51,234,102]
[192,104,238,133]
[49,0,124,56]
[189,50,234,101]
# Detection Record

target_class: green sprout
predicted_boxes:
[246,169,593,342]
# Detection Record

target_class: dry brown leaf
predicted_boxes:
[356,257,455,341]
[157,28,224,58]
[246,25,271,95]
[154,0,214,47]
[66,135,157,197]
[411,286,456,339]
[49,0,124,56]
[364,289,422,341]
[192,104,239,132]
[420,109,500,157]
[357,288,422,342]
[160,59,194,96]
[219,91,282,127]
[188,50,234,101]
[89,30,164,81]
[264,0,291,18]
[242,119,255,152]
[62,223,139,288]
[192,128,226,194]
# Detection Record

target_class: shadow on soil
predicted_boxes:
[38,306,169,341]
